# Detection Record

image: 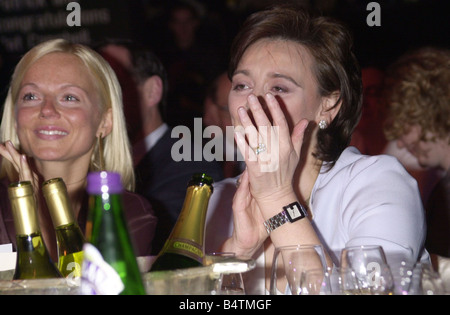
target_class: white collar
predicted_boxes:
[144,123,169,152]
[133,123,169,165]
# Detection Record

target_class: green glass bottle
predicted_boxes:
[150,173,214,271]
[8,181,62,279]
[42,178,85,278]
[80,171,145,295]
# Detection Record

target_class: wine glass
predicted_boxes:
[415,263,445,295]
[300,268,332,295]
[383,247,415,295]
[204,252,245,295]
[333,267,360,295]
[270,244,328,295]
[340,245,394,295]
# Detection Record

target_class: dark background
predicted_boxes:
[1,0,449,125]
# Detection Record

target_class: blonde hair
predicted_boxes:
[384,47,450,142]
[0,39,135,190]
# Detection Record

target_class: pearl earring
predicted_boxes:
[318,120,328,129]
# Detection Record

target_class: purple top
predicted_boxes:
[87,171,123,194]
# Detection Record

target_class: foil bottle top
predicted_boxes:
[8,181,40,235]
[42,177,75,228]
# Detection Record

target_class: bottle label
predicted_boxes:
[166,238,203,262]
[80,243,124,295]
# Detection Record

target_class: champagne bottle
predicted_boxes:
[150,173,214,271]
[8,181,62,279]
[42,177,85,278]
[81,171,145,295]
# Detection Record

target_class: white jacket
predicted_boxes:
[205,147,429,294]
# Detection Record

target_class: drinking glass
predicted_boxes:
[383,247,415,295]
[340,245,394,295]
[327,267,360,295]
[300,268,332,295]
[417,264,445,295]
[390,260,415,295]
[270,244,328,295]
[204,252,245,295]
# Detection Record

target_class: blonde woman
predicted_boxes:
[0,39,156,259]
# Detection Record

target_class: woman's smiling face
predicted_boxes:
[15,52,104,164]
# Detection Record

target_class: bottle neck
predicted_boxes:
[16,232,45,250]
[47,196,76,228]
[11,197,41,236]
[85,192,123,244]
[43,178,76,228]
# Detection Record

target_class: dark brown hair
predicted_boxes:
[131,49,169,120]
[228,6,362,166]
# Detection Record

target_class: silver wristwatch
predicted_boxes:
[263,201,307,234]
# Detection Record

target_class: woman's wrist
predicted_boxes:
[255,190,300,221]
[220,236,261,258]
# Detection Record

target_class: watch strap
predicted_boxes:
[263,201,307,234]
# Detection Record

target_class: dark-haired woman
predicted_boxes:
[205,6,428,294]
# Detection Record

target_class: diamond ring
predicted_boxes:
[254,143,266,155]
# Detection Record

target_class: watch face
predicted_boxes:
[283,202,306,222]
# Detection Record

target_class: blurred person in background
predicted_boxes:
[129,48,223,254]
[97,40,143,145]
[203,72,245,178]
[157,0,226,129]
[384,47,450,274]
[350,66,387,155]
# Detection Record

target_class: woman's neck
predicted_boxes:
[294,128,322,205]
[295,153,321,205]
